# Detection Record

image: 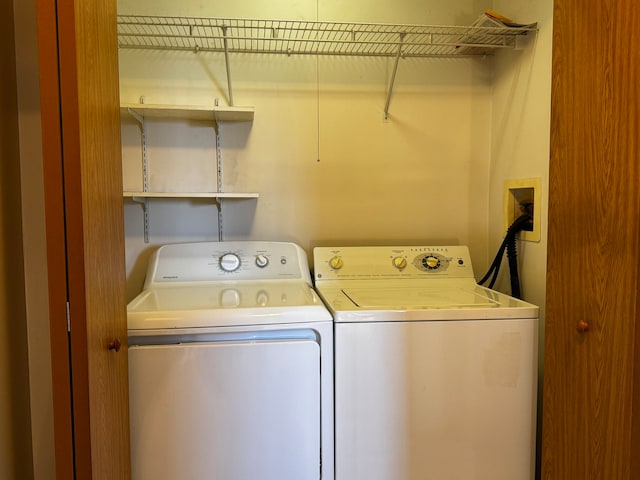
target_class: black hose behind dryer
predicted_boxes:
[478,213,532,299]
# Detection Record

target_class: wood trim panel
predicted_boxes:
[543,0,640,478]
[634,270,640,477]
[35,0,74,477]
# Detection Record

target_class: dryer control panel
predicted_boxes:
[314,245,475,281]
[145,241,312,287]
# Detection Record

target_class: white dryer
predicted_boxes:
[127,241,333,480]
[313,245,538,480]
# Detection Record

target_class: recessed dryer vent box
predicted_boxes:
[503,178,541,242]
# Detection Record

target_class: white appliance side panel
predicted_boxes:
[129,339,321,480]
[335,319,538,480]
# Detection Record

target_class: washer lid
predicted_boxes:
[127,281,331,330]
[342,286,499,309]
[315,283,538,322]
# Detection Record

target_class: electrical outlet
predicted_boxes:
[503,178,541,242]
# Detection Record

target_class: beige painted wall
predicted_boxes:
[490,1,551,324]
[490,2,553,474]
[118,0,500,299]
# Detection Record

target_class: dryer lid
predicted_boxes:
[127,281,332,330]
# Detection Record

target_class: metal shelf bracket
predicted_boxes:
[221,25,234,106]
[384,32,405,121]
[130,196,151,243]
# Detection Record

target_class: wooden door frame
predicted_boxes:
[36,0,75,476]
[36,0,129,477]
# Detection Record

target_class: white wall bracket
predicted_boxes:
[221,25,234,106]
[384,33,405,121]
[130,196,150,243]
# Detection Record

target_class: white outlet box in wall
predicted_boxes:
[503,178,541,242]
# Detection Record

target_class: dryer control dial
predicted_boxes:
[329,256,344,270]
[219,253,241,272]
[255,254,269,268]
[392,256,407,270]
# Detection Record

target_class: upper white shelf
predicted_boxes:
[117,15,537,58]
[120,103,255,122]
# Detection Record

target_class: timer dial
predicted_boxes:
[219,253,241,272]
[422,255,441,270]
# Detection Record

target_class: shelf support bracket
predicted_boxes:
[131,197,150,243]
[215,199,223,241]
[215,122,224,241]
[384,33,405,121]
[127,102,151,243]
[126,104,149,195]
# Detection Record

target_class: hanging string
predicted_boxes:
[316,0,321,163]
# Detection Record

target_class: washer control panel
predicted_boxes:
[146,241,311,287]
[314,245,474,280]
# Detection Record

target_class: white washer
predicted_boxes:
[313,245,538,480]
[127,241,333,480]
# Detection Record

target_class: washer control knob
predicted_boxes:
[329,256,344,270]
[392,256,407,270]
[255,254,269,268]
[219,253,241,272]
[423,255,440,270]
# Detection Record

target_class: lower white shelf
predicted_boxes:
[123,192,259,199]
[124,191,259,243]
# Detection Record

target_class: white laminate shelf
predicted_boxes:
[124,192,259,243]
[120,103,255,122]
[123,192,259,199]
[121,102,258,242]
[121,103,258,203]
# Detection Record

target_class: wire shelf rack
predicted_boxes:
[117,15,537,58]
